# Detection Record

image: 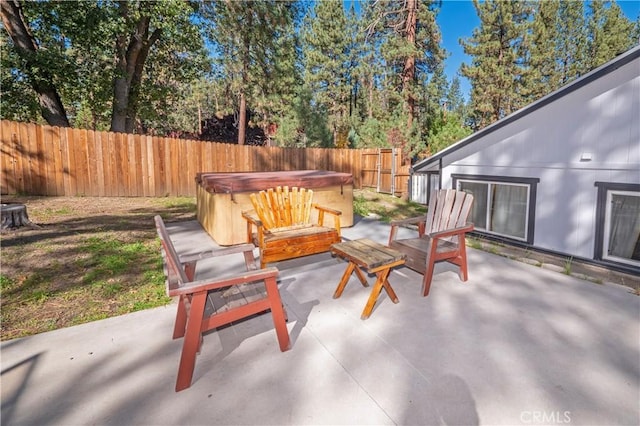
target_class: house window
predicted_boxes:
[602,190,640,267]
[427,172,440,203]
[452,175,539,243]
[595,183,640,270]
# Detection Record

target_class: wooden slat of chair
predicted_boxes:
[303,189,313,223]
[282,187,293,225]
[291,187,301,224]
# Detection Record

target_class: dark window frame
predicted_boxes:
[594,182,640,270]
[452,174,539,244]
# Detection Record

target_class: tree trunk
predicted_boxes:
[402,0,417,130]
[1,0,70,127]
[237,11,252,146]
[1,203,37,230]
[238,90,247,145]
[110,2,161,133]
[368,74,374,119]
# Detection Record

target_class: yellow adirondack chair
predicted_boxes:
[242,186,342,268]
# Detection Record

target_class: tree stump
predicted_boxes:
[1,203,36,230]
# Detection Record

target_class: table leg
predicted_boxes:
[353,265,369,286]
[380,272,399,304]
[361,267,397,319]
[333,262,355,298]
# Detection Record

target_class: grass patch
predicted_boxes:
[353,189,426,222]
[563,257,574,275]
[1,230,171,339]
[160,197,197,212]
[0,198,183,340]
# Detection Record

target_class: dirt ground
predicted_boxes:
[0,196,196,339]
[0,195,196,283]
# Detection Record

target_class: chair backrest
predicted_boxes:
[249,186,313,230]
[425,189,474,234]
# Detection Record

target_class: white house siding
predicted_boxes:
[437,51,640,261]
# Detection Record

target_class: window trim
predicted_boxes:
[594,182,640,268]
[452,174,539,244]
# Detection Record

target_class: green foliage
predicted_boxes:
[301,0,352,145]
[355,118,390,148]
[0,38,42,123]
[461,0,531,130]
[4,0,635,147]
[587,0,636,70]
[201,0,298,143]
[79,237,158,286]
[353,193,370,217]
[2,0,208,132]
[426,112,472,156]
[0,274,16,291]
[274,86,332,147]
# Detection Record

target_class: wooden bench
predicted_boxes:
[154,216,290,392]
[242,186,342,268]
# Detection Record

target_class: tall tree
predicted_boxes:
[2,0,206,133]
[587,0,636,70]
[1,0,69,127]
[460,0,531,129]
[446,75,466,117]
[302,0,352,146]
[366,0,445,162]
[111,1,203,133]
[527,0,561,101]
[555,0,588,86]
[203,0,295,145]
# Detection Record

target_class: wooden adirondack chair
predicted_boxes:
[242,186,342,268]
[388,189,474,296]
[154,215,290,392]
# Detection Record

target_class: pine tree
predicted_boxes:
[527,0,561,100]
[301,0,352,146]
[587,0,636,70]
[203,1,295,145]
[556,0,588,85]
[460,0,531,129]
[446,75,466,117]
[364,0,445,162]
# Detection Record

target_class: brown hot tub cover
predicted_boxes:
[195,170,354,194]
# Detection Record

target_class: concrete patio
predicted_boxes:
[2,218,639,425]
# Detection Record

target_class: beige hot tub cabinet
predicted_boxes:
[196,170,354,246]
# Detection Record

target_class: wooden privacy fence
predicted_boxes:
[1,120,409,197]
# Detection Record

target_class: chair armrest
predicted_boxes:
[242,210,263,227]
[312,204,342,216]
[312,204,341,236]
[427,223,474,240]
[178,243,256,264]
[168,267,279,297]
[389,216,427,244]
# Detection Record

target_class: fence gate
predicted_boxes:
[360,148,408,196]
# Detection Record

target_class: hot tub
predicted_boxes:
[196,170,354,245]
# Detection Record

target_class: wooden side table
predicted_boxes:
[331,239,406,319]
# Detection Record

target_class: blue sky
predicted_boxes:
[437,0,640,101]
